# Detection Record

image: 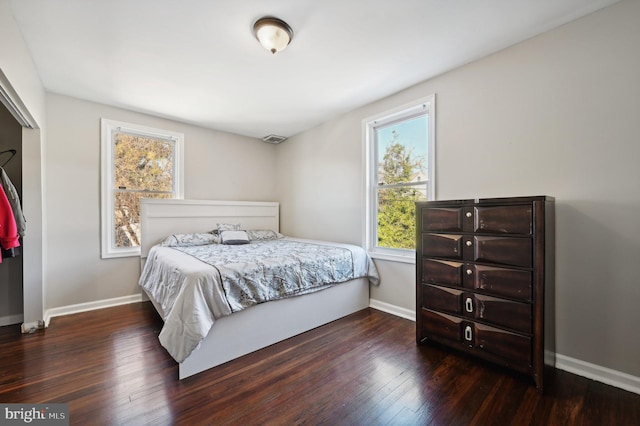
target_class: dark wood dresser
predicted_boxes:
[416,196,554,391]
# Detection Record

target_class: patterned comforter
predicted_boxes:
[139,238,379,362]
[174,240,358,312]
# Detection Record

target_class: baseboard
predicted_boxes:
[369,298,416,321]
[0,313,24,327]
[555,353,640,395]
[44,293,144,327]
[370,299,640,396]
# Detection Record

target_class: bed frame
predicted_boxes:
[140,199,370,379]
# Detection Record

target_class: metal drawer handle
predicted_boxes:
[465,297,473,313]
[465,212,472,218]
[466,240,472,247]
[464,325,473,341]
[466,269,473,275]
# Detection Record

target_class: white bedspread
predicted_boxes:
[139,238,379,363]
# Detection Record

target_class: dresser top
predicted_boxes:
[418,195,554,206]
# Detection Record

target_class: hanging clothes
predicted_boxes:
[0,184,20,263]
[0,167,25,237]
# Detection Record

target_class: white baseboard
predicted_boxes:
[555,353,640,395]
[0,313,24,327]
[370,299,640,396]
[44,293,144,327]
[369,298,416,321]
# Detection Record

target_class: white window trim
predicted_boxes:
[100,119,184,259]
[363,94,436,263]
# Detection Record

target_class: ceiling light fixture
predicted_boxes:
[253,17,293,54]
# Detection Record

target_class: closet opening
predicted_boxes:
[0,101,23,327]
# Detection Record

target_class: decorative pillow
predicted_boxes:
[160,233,221,247]
[216,223,241,232]
[220,230,250,245]
[245,229,284,241]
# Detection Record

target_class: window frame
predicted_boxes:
[100,119,184,259]
[363,95,436,263]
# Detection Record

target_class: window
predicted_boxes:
[101,119,183,258]
[364,95,435,262]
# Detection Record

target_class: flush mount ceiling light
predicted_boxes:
[253,17,293,54]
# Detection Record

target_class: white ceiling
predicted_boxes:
[10,0,619,140]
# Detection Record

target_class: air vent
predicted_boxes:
[262,134,288,144]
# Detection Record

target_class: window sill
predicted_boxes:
[368,251,416,264]
[101,248,141,259]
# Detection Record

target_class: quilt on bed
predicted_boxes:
[139,238,379,363]
[173,240,356,312]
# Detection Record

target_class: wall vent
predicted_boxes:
[262,134,287,144]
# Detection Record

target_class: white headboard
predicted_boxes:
[140,199,280,258]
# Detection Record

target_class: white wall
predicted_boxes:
[0,1,45,127]
[277,0,640,378]
[0,0,47,326]
[44,94,277,309]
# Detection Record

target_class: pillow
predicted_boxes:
[220,230,250,245]
[245,229,284,241]
[216,223,241,232]
[160,233,221,247]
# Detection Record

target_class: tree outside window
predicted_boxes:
[113,133,174,248]
[377,126,427,249]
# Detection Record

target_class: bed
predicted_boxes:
[139,199,379,379]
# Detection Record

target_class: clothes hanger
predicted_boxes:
[0,149,16,167]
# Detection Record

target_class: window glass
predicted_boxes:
[113,187,172,248]
[376,115,429,250]
[114,133,174,192]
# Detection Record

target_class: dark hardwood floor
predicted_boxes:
[1,303,638,425]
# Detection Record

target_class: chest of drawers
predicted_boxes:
[416,196,554,390]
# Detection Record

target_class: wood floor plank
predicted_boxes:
[1,302,639,425]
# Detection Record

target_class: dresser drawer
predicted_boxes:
[465,293,532,334]
[421,309,462,343]
[422,259,463,286]
[423,284,462,314]
[472,236,532,267]
[423,311,532,368]
[421,207,471,232]
[464,264,532,301]
[473,323,532,368]
[422,234,463,259]
[475,205,533,235]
